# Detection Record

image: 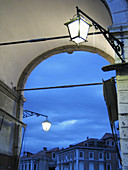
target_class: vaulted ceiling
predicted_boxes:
[0,0,115,88]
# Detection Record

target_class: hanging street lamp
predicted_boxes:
[64,15,91,44]
[42,118,51,132]
[64,6,125,63]
[23,110,51,132]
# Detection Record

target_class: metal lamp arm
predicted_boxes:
[76,6,125,63]
[23,109,48,118]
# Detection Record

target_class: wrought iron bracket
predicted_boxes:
[76,6,125,63]
[23,109,48,119]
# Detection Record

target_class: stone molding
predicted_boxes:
[0,80,19,101]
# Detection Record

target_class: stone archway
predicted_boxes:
[17,45,114,91]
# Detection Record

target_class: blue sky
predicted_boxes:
[22,51,115,154]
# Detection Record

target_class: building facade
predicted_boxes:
[20,147,59,170]
[56,133,119,170]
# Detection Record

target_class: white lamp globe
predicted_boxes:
[42,120,51,132]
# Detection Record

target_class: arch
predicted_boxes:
[106,164,111,170]
[79,162,84,170]
[89,162,94,170]
[99,163,104,170]
[17,45,114,91]
[0,0,114,88]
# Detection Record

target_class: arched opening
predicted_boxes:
[17,45,114,91]
[89,162,94,170]
[21,50,115,153]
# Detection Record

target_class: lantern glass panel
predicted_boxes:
[79,19,90,41]
[68,20,79,39]
[67,17,90,44]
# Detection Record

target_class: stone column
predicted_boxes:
[116,25,128,170]
[116,68,128,170]
[108,23,128,170]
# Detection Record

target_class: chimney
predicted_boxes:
[43,147,47,151]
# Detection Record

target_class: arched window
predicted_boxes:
[61,165,63,170]
[89,163,94,170]
[99,163,104,170]
[106,164,111,170]
[74,162,76,170]
[79,162,84,170]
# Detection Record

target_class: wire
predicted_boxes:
[16,82,103,92]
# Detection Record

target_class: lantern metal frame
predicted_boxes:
[75,6,125,63]
[64,14,91,44]
[23,109,51,131]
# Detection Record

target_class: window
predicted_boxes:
[34,164,37,170]
[74,162,76,170]
[29,164,31,170]
[59,155,61,162]
[89,163,94,170]
[84,143,87,146]
[61,155,63,162]
[64,165,69,170]
[74,151,76,158]
[52,152,56,158]
[99,153,104,160]
[21,165,24,170]
[112,141,114,146]
[70,153,72,160]
[70,163,72,170]
[106,141,109,146]
[106,152,111,160]
[88,141,94,147]
[79,162,84,170]
[99,163,104,170]
[67,154,69,160]
[61,165,63,170]
[79,151,84,158]
[89,152,94,160]
[66,154,69,161]
[106,164,111,170]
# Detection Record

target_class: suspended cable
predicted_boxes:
[16,82,103,92]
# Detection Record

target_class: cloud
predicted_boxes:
[57,119,77,128]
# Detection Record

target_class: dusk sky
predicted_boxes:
[22,51,116,154]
